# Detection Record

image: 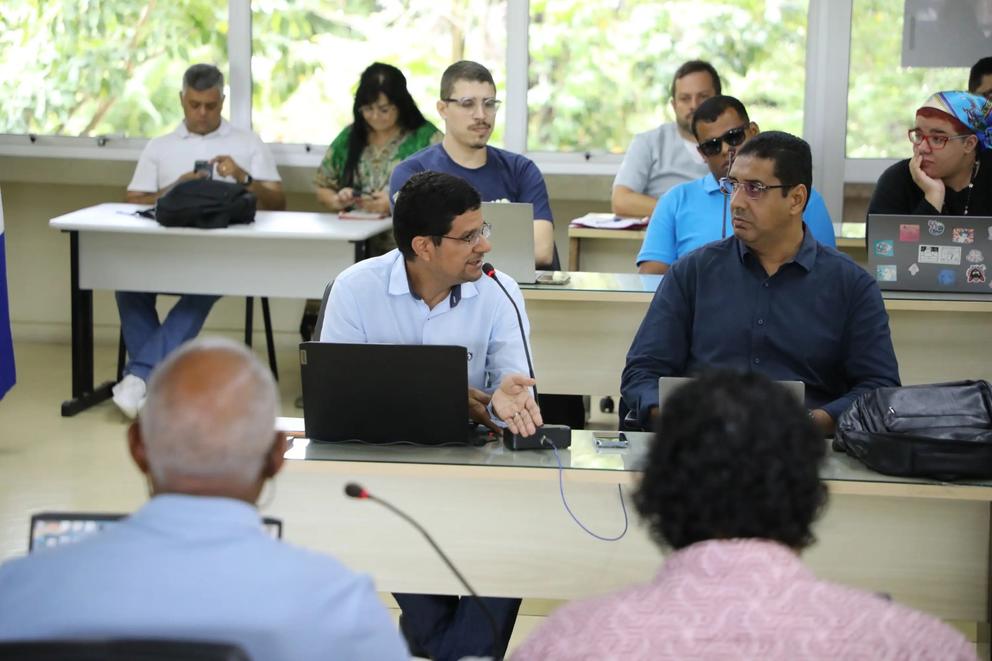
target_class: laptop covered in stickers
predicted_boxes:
[866,214,992,295]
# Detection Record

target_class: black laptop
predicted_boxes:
[300,342,487,445]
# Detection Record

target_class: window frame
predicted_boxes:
[0,0,889,215]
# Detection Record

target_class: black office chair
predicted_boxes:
[0,639,250,660]
[116,297,278,382]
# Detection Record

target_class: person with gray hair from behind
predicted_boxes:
[0,338,408,661]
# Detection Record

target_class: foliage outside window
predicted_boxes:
[527,0,809,154]
[0,1,228,138]
[251,0,507,147]
[847,0,970,158]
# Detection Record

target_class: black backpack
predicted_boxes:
[834,380,992,480]
[153,178,257,229]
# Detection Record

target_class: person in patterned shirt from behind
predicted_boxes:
[513,371,976,661]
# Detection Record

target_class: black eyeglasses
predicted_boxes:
[719,177,798,199]
[435,222,492,246]
[697,124,749,157]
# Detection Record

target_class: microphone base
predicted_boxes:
[502,424,572,451]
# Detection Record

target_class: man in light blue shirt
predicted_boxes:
[637,95,836,274]
[0,338,407,661]
[321,170,542,660]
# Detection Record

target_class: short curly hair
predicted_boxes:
[634,371,827,551]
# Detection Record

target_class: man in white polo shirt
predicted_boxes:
[114,63,285,418]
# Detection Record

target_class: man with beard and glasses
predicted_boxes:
[389,60,558,270]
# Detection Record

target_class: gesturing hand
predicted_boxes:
[468,387,499,432]
[491,374,543,437]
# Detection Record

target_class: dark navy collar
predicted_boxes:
[735,223,817,273]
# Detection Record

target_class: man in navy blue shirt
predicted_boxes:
[390,60,557,269]
[621,132,900,434]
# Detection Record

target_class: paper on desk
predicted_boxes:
[570,212,648,229]
[340,210,388,220]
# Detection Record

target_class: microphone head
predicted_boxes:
[344,483,368,499]
[481,262,496,277]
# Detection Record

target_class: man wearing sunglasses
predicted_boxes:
[636,96,835,275]
[389,60,557,270]
[868,91,991,217]
[320,171,540,661]
[611,60,721,218]
[622,131,899,435]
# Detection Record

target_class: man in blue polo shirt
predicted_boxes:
[389,60,557,269]
[622,132,899,434]
[636,96,836,274]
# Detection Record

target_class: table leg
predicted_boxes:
[61,231,114,416]
[569,237,580,271]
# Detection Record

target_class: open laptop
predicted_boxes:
[28,512,282,551]
[659,376,806,412]
[481,202,537,284]
[300,342,488,445]
[867,214,992,295]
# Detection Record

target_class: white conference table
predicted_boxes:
[49,203,391,416]
[275,423,992,625]
[567,221,869,272]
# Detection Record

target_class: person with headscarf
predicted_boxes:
[868,91,992,217]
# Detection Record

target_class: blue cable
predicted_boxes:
[550,444,628,541]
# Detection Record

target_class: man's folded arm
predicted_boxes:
[620,269,692,428]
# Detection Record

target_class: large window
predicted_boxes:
[526,0,809,154]
[250,0,507,147]
[0,1,228,138]
[846,0,969,158]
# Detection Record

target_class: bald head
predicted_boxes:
[135,337,280,496]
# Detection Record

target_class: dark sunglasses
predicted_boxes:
[697,124,749,157]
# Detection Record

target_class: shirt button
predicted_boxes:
[757,319,765,326]
[754,358,761,365]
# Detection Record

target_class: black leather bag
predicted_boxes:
[834,380,992,480]
[153,178,257,229]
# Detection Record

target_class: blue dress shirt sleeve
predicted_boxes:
[485,277,533,393]
[636,186,682,266]
[803,189,836,248]
[621,267,692,427]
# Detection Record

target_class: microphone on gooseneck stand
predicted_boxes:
[343,483,503,660]
[481,263,571,451]
[721,148,737,239]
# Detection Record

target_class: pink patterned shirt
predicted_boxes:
[512,539,975,661]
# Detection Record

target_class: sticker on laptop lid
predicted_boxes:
[952,228,975,244]
[918,244,961,265]
[927,219,945,236]
[876,265,897,282]
[899,224,920,242]
[908,263,920,276]
[966,249,984,263]
[938,269,957,286]
[967,264,986,284]
[873,240,894,257]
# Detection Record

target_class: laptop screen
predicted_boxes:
[28,512,283,552]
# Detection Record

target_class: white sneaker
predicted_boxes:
[112,374,146,419]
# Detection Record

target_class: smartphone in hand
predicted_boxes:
[194,160,212,178]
